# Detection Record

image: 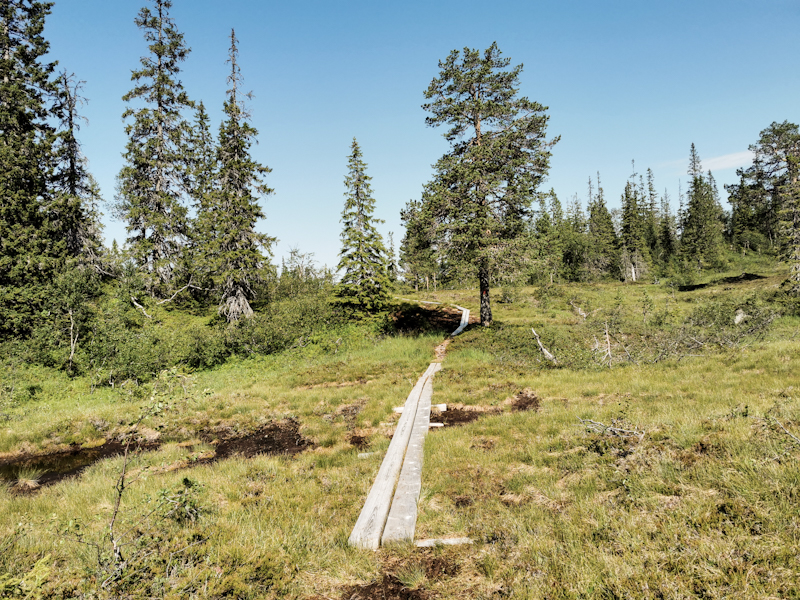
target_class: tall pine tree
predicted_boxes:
[419,43,557,325]
[336,138,390,310]
[195,30,274,322]
[114,0,194,293]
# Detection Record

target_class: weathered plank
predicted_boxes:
[416,537,473,547]
[348,362,441,550]
[381,370,436,545]
[451,305,470,336]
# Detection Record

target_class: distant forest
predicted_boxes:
[2,1,799,378]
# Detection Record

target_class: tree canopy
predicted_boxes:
[417,42,558,325]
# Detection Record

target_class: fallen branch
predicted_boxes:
[578,417,645,441]
[531,327,557,364]
[130,297,152,319]
[768,416,800,448]
[569,301,587,321]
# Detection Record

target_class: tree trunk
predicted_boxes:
[478,260,492,326]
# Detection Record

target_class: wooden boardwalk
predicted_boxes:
[349,305,469,549]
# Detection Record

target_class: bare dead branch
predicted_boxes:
[130,297,152,319]
[531,327,557,364]
[578,417,645,441]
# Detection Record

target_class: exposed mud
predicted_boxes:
[322,553,460,600]
[433,338,451,361]
[0,440,161,492]
[347,431,371,450]
[1,419,313,493]
[510,389,540,412]
[431,406,502,427]
[339,574,431,600]
[208,419,313,461]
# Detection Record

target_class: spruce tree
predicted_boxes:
[51,71,104,268]
[336,138,390,310]
[586,174,618,277]
[419,43,557,325]
[187,101,216,213]
[681,144,724,268]
[533,191,564,284]
[195,30,274,322]
[658,190,677,263]
[620,180,650,280]
[114,0,194,293]
[386,231,398,283]
[185,100,217,289]
[0,0,62,337]
[399,200,438,292]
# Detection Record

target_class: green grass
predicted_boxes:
[2,262,800,598]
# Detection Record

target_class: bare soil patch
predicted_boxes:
[338,574,431,600]
[347,431,371,450]
[208,418,313,461]
[1,419,313,493]
[431,405,502,428]
[0,440,161,491]
[509,388,540,412]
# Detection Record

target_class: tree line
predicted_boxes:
[400,47,800,324]
[1,0,798,366]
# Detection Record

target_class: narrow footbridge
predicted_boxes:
[348,305,469,549]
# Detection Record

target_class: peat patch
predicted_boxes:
[510,389,540,412]
[210,419,313,461]
[432,406,502,427]
[347,431,371,450]
[0,420,313,493]
[0,440,161,491]
[339,574,431,600]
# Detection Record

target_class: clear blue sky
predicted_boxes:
[46,0,800,269]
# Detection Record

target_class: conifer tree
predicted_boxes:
[114,0,194,293]
[533,191,564,284]
[336,138,390,310]
[620,180,650,280]
[645,168,660,258]
[51,71,104,267]
[659,190,677,262]
[386,232,398,283]
[561,194,588,280]
[681,144,724,268]
[419,43,557,325]
[399,200,438,292]
[195,30,274,322]
[586,174,618,277]
[727,121,800,252]
[187,101,217,212]
[0,0,62,336]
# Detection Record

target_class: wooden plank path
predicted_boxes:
[349,304,470,549]
[348,362,441,549]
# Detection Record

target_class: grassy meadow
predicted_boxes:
[2,257,800,598]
